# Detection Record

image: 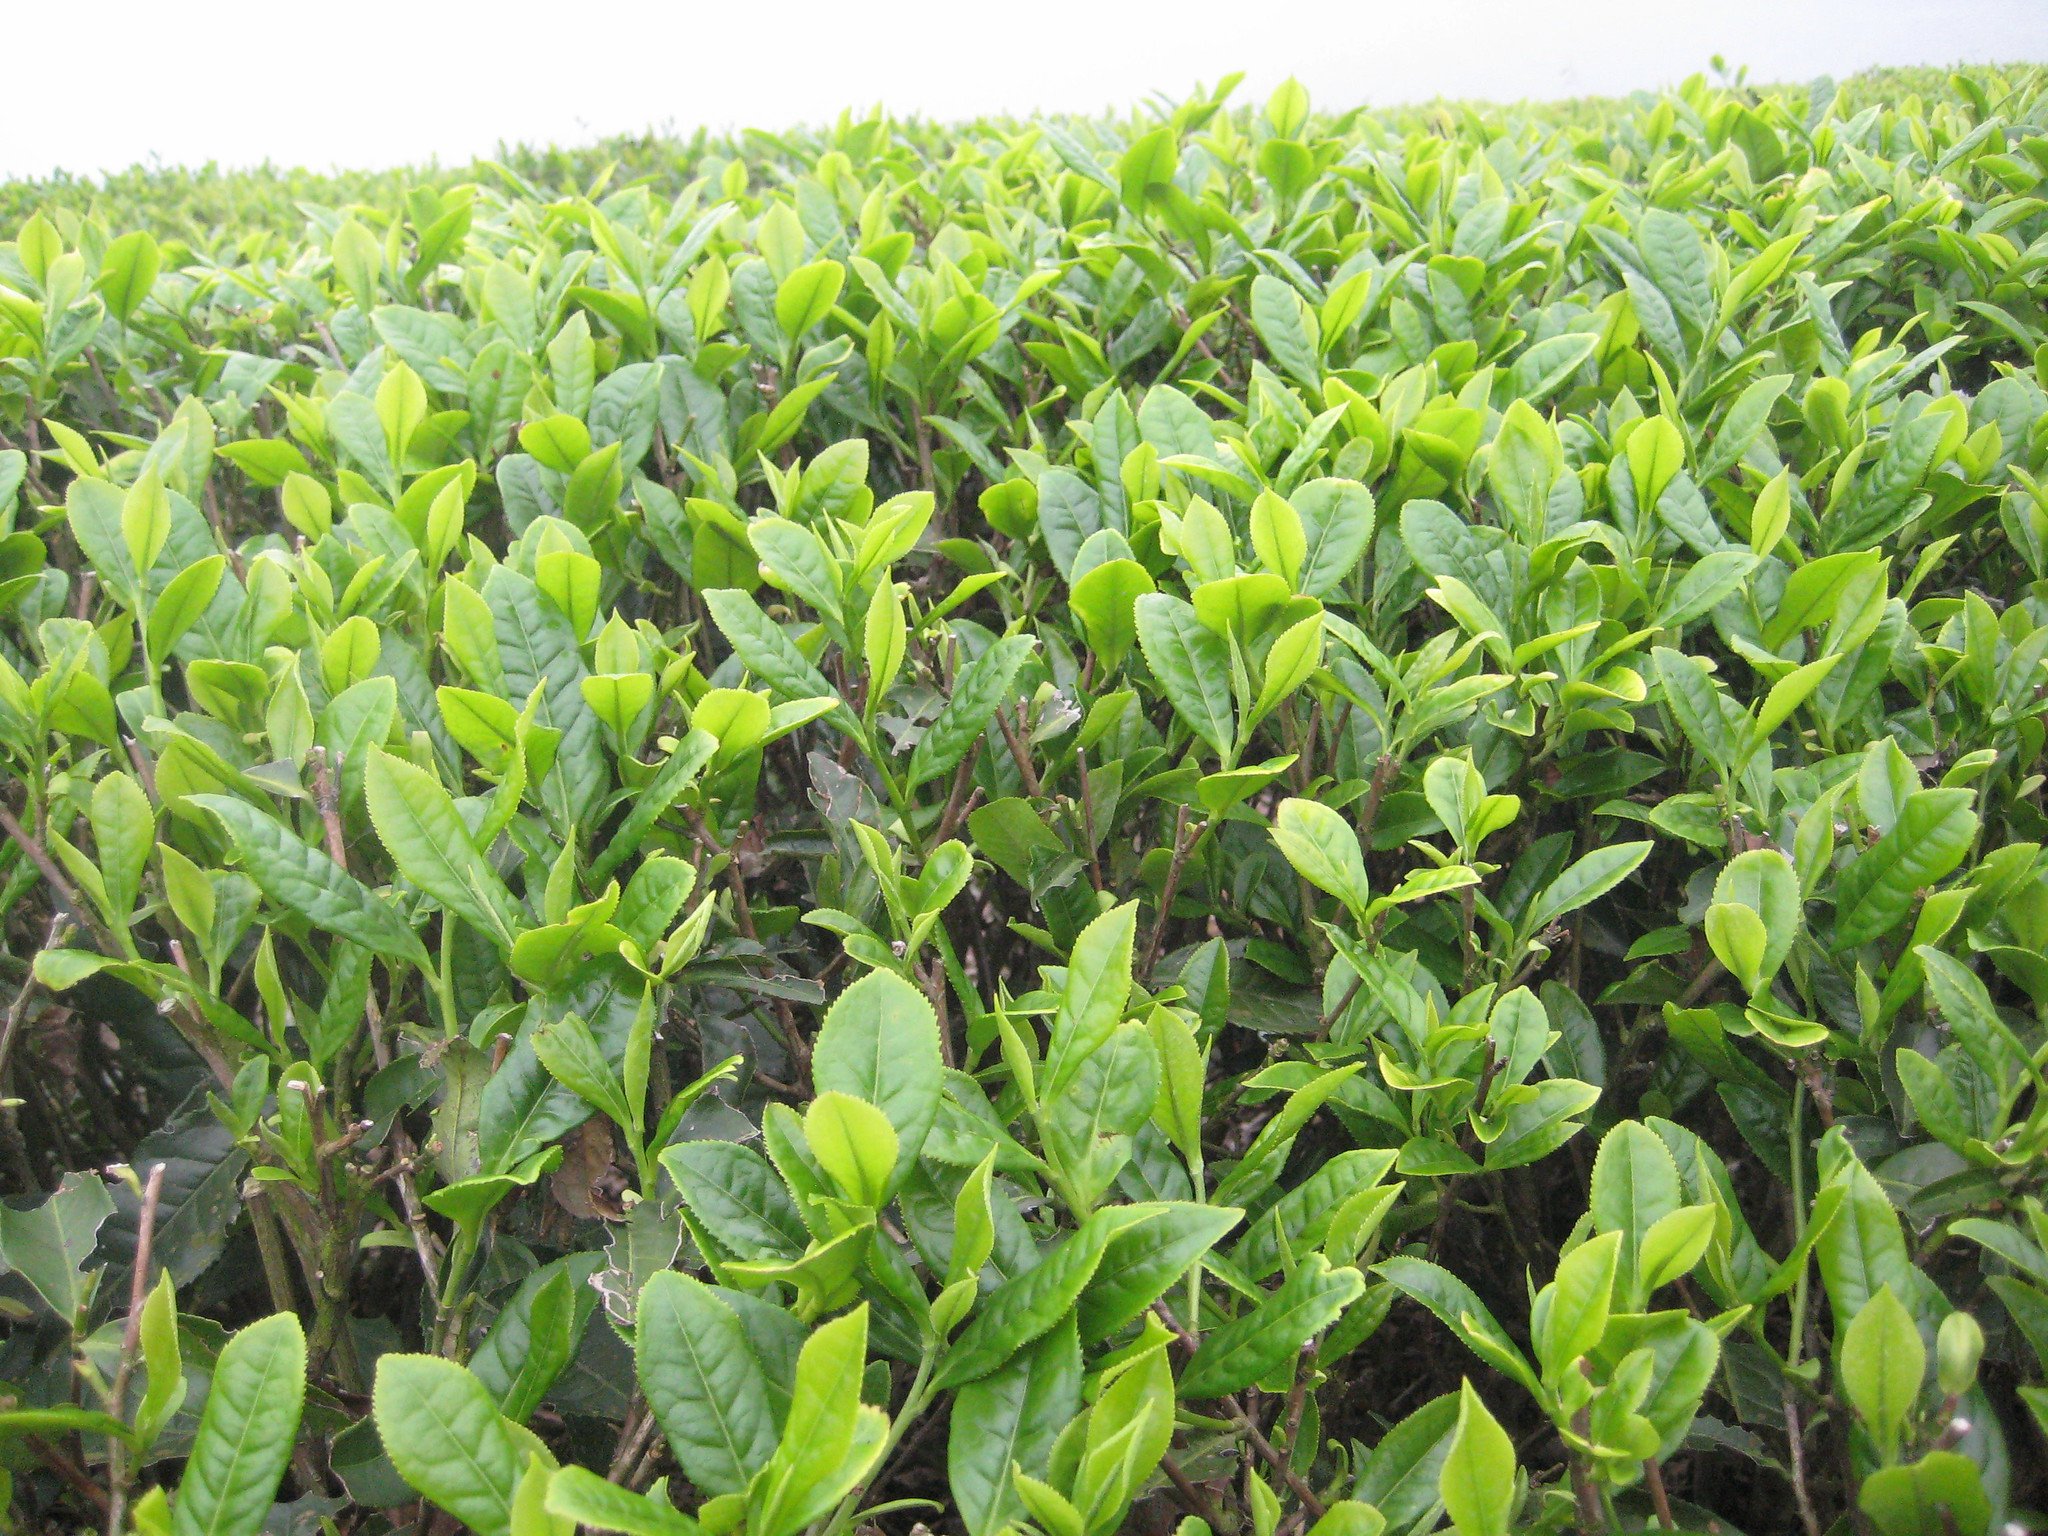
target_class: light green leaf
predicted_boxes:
[1439,1380,1515,1536]
[947,1315,1081,1536]
[804,1091,898,1207]
[1135,593,1235,761]
[172,1313,307,1536]
[1375,1258,1537,1395]
[1179,1254,1364,1399]
[935,1214,1122,1388]
[908,635,1035,790]
[1041,902,1138,1103]
[1528,841,1651,933]
[1840,1283,1924,1464]
[1833,790,1978,950]
[1590,1121,1683,1307]
[774,260,845,340]
[373,1355,521,1536]
[1533,1230,1619,1380]
[811,968,942,1194]
[636,1272,778,1497]
[364,748,521,948]
[544,1469,703,1536]
[1077,1202,1241,1342]
[1270,798,1370,918]
[190,795,430,967]
[1251,274,1321,389]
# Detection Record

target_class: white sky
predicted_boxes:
[4,0,2045,181]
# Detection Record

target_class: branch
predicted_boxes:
[994,702,1042,798]
[0,803,119,954]
[104,1163,166,1536]
[1139,807,1199,981]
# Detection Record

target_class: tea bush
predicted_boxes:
[0,62,2045,1536]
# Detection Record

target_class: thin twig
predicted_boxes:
[305,1092,366,1390]
[27,1435,111,1515]
[310,747,351,865]
[0,804,119,954]
[0,914,67,1100]
[1798,1056,1837,1129]
[1281,1341,1313,1456]
[1139,807,1197,981]
[1154,1301,1326,1521]
[1570,1388,1606,1533]
[0,918,63,1184]
[1151,1300,1199,1351]
[932,750,983,846]
[369,1020,443,1310]
[1357,752,1399,852]
[1073,744,1105,892]
[0,804,234,1087]
[315,746,443,1302]
[123,738,159,804]
[606,1396,656,1481]
[245,1183,303,1318]
[1644,1458,1677,1530]
[1160,1452,1227,1529]
[1317,973,1365,1041]
[104,1163,167,1536]
[623,1417,668,1491]
[994,702,1042,798]
[1236,1406,1326,1520]
[1782,1391,1822,1536]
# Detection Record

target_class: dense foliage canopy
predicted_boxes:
[0,60,2045,1536]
